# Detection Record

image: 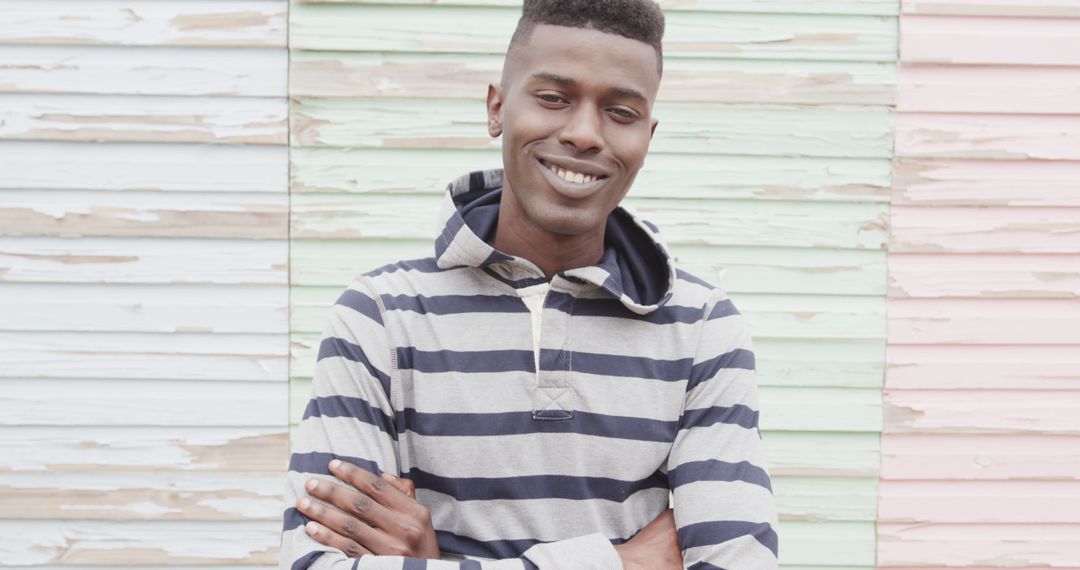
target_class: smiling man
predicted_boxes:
[279,1,779,569]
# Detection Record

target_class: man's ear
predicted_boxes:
[486,83,504,138]
[650,117,659,140]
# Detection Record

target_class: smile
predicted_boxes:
[539,159,605,185]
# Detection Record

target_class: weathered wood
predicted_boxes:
[901,14,1080,65]
[0,1,286,48]
[290,51,897,106]
[893,158,1080,207]
[1,189,287,240]
[0,471,284,520]
[0,426,288,472]
[0,45,286,97]
[292,98,895,158]
[297,0,900,16]
[888,298,1080,344]
[0,520,279,565]
[890,253,1080,298]
[890,206,1080,254]
[0,140,287,193]
[0,331,287,381]
[878,522,1080,567]
[902,0,1080,17]
[777,521,877,566]
[879,480,1080,523]
[898,64,1080,114]
[0,94,286,144]
[766,432,881,477]
[884,390,1080,434]
[882,433,1080,480]
[290,193,890,250]
[885,344,1080,390]
[896,113,1080,161]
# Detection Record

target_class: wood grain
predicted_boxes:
[902,14,1080,65]
[902,0,1080,17]
[893,158,1080,207]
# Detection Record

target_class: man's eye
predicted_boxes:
[609,108,637,119]
[538,94,565,104]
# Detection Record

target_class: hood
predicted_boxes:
[433,169,676,315]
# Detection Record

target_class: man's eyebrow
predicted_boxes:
[530,72,648,103]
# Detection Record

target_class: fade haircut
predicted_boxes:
[508,0,666,75]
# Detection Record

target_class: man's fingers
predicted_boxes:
[306,477,396,530]
[328,459,413,511]
[303,520,372,559]
[382,472,416,499]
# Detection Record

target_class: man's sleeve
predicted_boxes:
[666,292,780,569]
[279,280,624,570]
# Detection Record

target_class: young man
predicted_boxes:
[279,1,779,568]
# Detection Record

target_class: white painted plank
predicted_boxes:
[0,331,287,381]
[0,237,287,285]
[0,93,286,144]
[0,140,287,193]
[0,283,286,334]
[0,1,287,48]
[297,0,900,16]
[0,189,288,239]
[0,45,286,97]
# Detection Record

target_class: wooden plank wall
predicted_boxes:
[288,1,897,566]
[879,0,1080,567]
[0,1,290,565]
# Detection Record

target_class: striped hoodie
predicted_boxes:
[280,169,779,569]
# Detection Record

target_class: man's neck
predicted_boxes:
[492,187,606,280]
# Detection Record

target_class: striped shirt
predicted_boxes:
[280,169,779,569]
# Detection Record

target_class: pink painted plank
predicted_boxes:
[886,345,1080,390]
[902,0,1080,17]
[894,158,1080,207]
[878,523,1080,567]
[882,433,1080,480]
[902,15,1080,65]
[884,389,1080,434]
[888,298,1080,344]
[890,206,1080,254]
[899,64,1080,114]
[880,480,1080,523]
[895,113,1080,160]
[889,253,1080,298]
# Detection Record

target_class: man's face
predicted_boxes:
[488,24,661,237]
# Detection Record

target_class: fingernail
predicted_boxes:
[305,521,320,534]
[381,472,398,480]
[305,479,317,491]
[299,497,310,509]
[329,459,342,470]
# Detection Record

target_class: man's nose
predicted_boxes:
[558,104,604,153]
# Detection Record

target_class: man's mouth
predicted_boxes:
[539,159,606,185]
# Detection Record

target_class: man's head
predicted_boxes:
[487,0,665,241]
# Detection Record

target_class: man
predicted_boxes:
[279,1,779,568]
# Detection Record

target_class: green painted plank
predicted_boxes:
[776,521,877,565]
[290,5,897,62]
[292,98,895,159]
[294,0,898,17]
[290,51,896,106]
[291,147,891,203]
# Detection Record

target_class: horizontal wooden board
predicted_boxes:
[290,4,898,61]
[886,344,1080,390]
[291,193,890,250]
[0,237,287,285]
[884,389,1080,434]
[889,253,1080,299]
[0,93,286,144]
[0,282,286,334]
[893,158,1080,207]
[895,113,1080,161]
[297,0,900,16]
[0,471,284,520]
[902,14,1080,65]
[902,0,1080,17]
[0,45,286,97]
[879,480,1080,523]
[888,298,1080,344]
[0,331,287,382]
[777,521,877,566]
[0,426,288,472]
[766,431,881,477]
[0,378,287,427]
[291,147,892,202]
[1,189,287,240]
[0,1,286,48]
[0,519,279,565]
[777,476,879,522]
[290,51,896,106]
[292,98,895,159]
[898,64,1080,114]
[0,140,287,193]
[878,523,1080,567]
[882,433,1080,480]
[890,206,1080,254]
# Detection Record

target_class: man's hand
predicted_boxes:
[614,509,683,570]
[296,459,440,560]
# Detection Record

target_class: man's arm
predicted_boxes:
[280,279,629,570]
[666,293,780,569]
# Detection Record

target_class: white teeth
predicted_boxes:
[546,162,598,185]
[573,172,585,184]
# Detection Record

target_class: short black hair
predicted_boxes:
[508,0,665,74]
